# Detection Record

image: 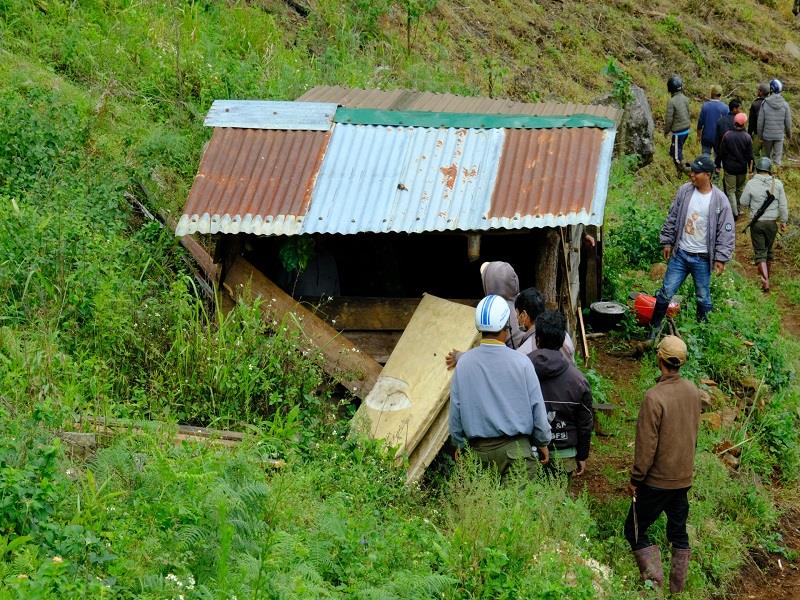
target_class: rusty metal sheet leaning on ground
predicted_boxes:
[351,294,479,467]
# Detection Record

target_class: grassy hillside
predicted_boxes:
[1,0,800,597]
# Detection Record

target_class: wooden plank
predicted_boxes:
[339,331,403,364]
[224,257,382,400]
[305,296,477,331]
[351,294,479,460]
[406,402,450,484]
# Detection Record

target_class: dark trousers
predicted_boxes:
[624,485,690,551]
[751,220,778,263]
[670,131,689,166]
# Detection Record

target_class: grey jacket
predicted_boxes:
[449,343,551,449]
[659,182,735,269]
[740,174,789,223]
[665,92,691,134]
[757,93,792,141]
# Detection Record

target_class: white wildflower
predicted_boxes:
[52,556,63,564]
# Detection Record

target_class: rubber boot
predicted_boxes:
[669,547,690,594]
[633,545,664,590]
[758,261,769,293]
[648,299,669,342]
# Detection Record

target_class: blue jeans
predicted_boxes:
[654,248,712,324]
[701,142,716,161]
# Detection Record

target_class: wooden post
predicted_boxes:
[534,228,560,308]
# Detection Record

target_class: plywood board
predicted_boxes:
[405,403,450,484]
[351,293,479,460]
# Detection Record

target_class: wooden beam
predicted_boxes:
[305,296,477,331]
[340,331,402,364]
[224,257,382,400]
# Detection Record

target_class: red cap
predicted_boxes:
[734,112,747,127]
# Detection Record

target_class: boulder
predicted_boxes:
[699,390,714,413]
[593,83,655,166]
[701,412,722,430]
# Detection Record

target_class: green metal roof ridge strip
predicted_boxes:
[334,107,616,130]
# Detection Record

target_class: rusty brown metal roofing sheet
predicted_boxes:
[179,128,330,235]
[489,128,603,220]
[297,86,623,123]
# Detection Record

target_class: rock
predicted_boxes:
[786,41,800,60]
[699,390,714,413]
[721,452,740,470]
[721,406,740,428]
[649,262,667,280]
[709,387,728,406]
[593,83,655,166]
[740,376,760,393]
[701,412,722,430]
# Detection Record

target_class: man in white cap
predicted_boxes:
[624,335,701,595]
[449,294,551,479]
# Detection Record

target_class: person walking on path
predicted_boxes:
[748,82,770,156]
[740,157,789,293]
[648,155,735,339]
[664,75,691,175]
[528,311,593,479]
[697,84,729,159]
[624,335,701,594]
[714,98,743,156]
[449,294,551,479]
[716,112,753,219]
[757,78,792,166]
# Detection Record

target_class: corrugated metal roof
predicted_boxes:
[303,124,504,234]
[177,128,330,236]
[176,91,618,237]
[297,85,623,123]
[204,100,337,130]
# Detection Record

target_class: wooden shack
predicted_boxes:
[175,87,620,480]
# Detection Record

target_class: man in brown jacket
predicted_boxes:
[624,336,701,594]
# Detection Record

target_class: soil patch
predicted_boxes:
[722,508,800,600]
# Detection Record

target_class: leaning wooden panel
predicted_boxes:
[405,403,450,484]
[224,257,382,400]
[351,293,478,460]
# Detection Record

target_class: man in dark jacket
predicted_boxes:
[697,84,728,158]
[716,112,753,219]
[624,335,701,594]
[649,155,735,339]
[528,311,593,478]
[748,82,770,155]
[713,98,742,156]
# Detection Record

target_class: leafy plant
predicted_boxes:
[603,60,633,108]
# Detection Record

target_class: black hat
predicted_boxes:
[689,155,715,173]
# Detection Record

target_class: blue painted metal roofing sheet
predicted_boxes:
[303,124,504,234]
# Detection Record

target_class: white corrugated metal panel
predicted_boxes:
[204,100,337,130]
[300,124,505,234]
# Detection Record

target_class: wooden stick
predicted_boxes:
[577,301,589,367]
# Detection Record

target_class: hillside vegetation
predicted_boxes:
[1,1,800,598]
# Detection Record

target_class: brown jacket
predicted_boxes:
[631,373,701,489]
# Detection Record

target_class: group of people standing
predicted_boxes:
[447,269,699,594]
[663,76,791,295]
